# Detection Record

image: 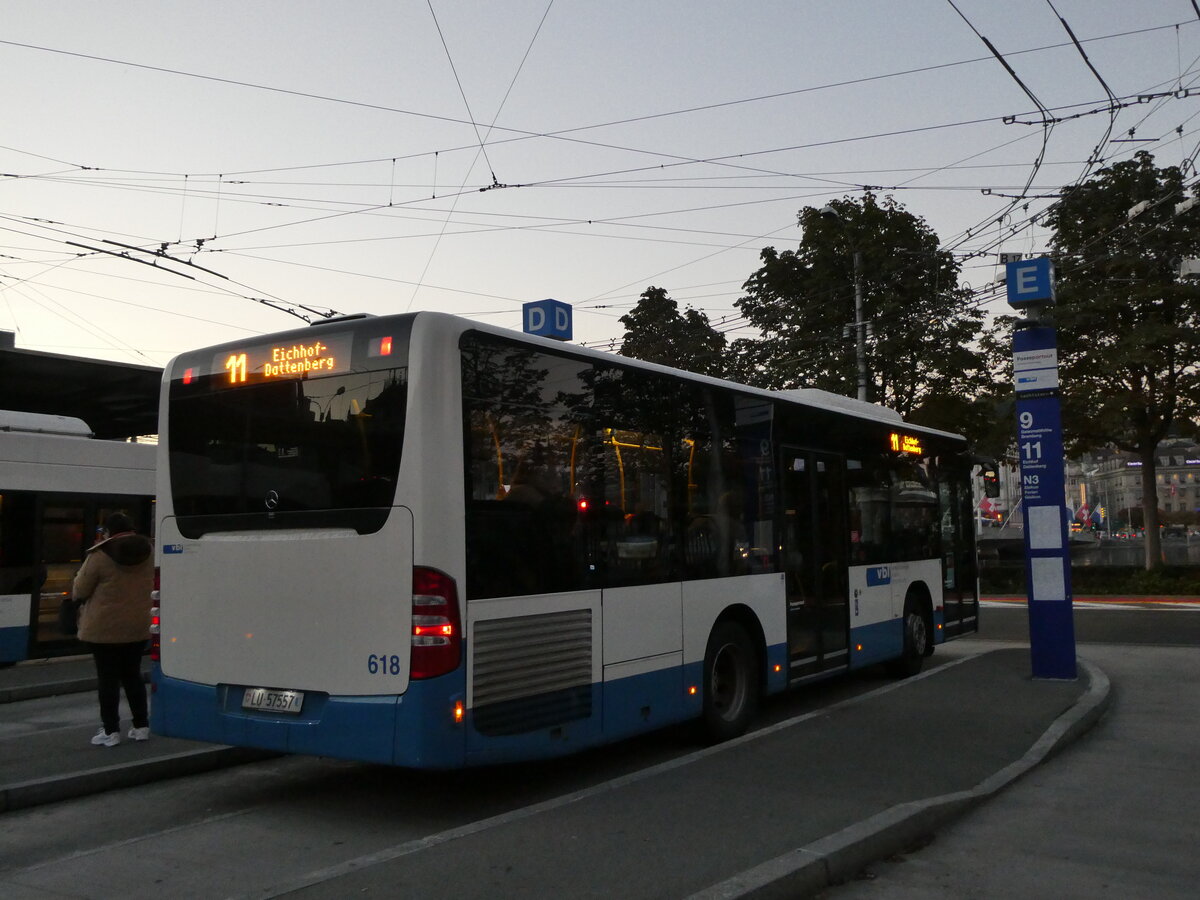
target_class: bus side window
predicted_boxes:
[847,458,891,565]
[890,457,938,561]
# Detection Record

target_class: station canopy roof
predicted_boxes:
[0,338,161,440]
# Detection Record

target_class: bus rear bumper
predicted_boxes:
[150,672,467,768]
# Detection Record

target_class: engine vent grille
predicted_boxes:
[472,608,593,736]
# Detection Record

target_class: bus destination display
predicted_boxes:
[190,334,354,386]
[889,432,923,455]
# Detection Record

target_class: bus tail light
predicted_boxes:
[149,567,161,662]
[410,567,461,679]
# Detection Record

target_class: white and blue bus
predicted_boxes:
[151,312,978,766]
[0,411,155,664]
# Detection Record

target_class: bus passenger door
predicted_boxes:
[781,448,849,681]
[937,464,978,637]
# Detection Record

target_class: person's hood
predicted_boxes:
[93,532,153,567]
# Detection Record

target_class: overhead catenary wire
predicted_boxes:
[3,8,1198,360]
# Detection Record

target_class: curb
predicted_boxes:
[0,671,151,705]
[0,746,277,813]
[0,678,98,704]
[690,658,1112,900]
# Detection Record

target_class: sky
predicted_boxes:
[2,0,1199,368]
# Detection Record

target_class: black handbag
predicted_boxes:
[58,596,82,636]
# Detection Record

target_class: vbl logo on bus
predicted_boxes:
[866,566,891,587]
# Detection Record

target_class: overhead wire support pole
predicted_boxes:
[852,249,867,402]
[820,204,870,402]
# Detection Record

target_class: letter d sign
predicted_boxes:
[522,298,573,341]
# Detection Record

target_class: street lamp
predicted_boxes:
[819,205,869,402]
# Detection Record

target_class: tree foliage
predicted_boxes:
[1043,151,1200,568]
[734,193,988,438]
[618,285,727,377]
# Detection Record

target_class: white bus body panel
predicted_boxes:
[682,573,787,663]
[158,510,414,696]
[0,594,27,632]
[849,559,943,628]
[1,431,155,495]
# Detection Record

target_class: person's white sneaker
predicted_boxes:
[91,728,120,747]
[127,726,150,741]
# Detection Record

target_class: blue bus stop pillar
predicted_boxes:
[1007,256,1076,680]
[1013,326,1077,680]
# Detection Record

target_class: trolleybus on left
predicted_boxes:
[0,410,154,665]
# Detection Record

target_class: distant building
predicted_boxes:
[973,438,1200,533]
[1081,439,1200,528]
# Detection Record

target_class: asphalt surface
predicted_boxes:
[0,636,1113,898]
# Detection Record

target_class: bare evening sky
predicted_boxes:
[2,1,1197,366]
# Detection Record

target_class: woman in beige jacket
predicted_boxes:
[73,511,154,747]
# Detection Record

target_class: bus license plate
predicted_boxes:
[242,687,304,715]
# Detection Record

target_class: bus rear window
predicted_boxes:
[168,367,407,537]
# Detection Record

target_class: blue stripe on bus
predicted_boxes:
[0,625,28,664]
[153,640,792,767]
[848,618,903,668]
[152,671,469,768]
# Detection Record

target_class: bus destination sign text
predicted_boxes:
[207,334,353,386]
[889,432,923,455]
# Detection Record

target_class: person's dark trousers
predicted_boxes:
[88,641,148,734]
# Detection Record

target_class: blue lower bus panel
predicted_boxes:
[153,645,789,768]
[152,673,468,768]
[849,619,904,668]
[0,625,28,664]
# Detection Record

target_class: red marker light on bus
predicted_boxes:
[182,368,194,385]
[410,567,462,680]
[149,567,161,663]
[379,336,393,356]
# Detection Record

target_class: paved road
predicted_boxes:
[823,641,1200,898]
[0,641,1104,899]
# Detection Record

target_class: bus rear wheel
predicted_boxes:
[887,603,929,678]
[701,621,759,743]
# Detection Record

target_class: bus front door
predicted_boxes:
[781,447,849,682]
[937,464,978,637]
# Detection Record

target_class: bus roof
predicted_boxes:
[0,409,93,437]
[172,310,966,447]
[406,312,967,445]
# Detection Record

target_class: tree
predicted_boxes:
[734,193,988,437]
[1044,152,1200,570]
[618,286,727,377]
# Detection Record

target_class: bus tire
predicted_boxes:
[887,602,929,678]
[701,621,759,743]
